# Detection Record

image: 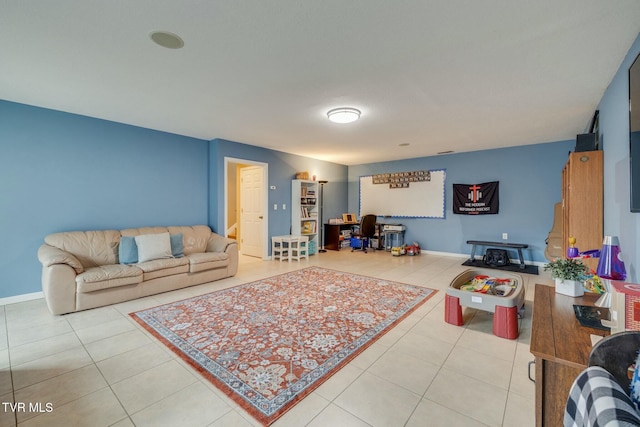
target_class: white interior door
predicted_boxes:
[240,166,264,258]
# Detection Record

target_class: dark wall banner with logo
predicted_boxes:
[452,181,499,215]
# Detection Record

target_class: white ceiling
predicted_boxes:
[2,1,640,165]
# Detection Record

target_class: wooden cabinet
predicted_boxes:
[562,151,603,270]
[324,223,347,251]
[291,180,318,254]
[324,223,358,250]
[531,284,609,427]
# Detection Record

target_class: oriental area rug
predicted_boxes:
[130,266,436,425]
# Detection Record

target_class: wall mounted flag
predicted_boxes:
[453,181,499,215]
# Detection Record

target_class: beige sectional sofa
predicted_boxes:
[37,225,238,315]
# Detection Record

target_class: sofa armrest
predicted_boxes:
[206,233,238,253]
[38,244,84,274]
[41,264,78,315]
[206,233,238,276]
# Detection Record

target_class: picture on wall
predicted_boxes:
[371,170,431,189]
[452,181,499,215]
[360,170,446,218]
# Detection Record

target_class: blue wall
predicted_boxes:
[4,31,640,300]
[598,32,640,282]
[0,99,580,301]
[348,141,574,262]
[0,101,209,298]
[209,138,349,240]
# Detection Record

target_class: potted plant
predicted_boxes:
[544,258,589,297]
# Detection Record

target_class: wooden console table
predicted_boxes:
[530,284,609,427]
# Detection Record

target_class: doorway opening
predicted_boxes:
[224,158,269,260]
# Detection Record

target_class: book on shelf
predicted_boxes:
[300,206,312,218]
[302,221,316,234]
[300,197,316,205]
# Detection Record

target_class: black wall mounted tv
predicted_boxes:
[630,52,640,212]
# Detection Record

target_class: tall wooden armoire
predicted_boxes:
[561,150,603,271]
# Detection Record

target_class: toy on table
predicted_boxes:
[567,237,579,259]
[566,237,601,260]
[459,275,516,297]
[582,273,605,294]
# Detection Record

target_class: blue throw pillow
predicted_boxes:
[170,233,184,258]
[119,236,138,264]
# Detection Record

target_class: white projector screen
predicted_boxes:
[359,170,446,218]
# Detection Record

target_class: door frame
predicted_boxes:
[224,157,269,260]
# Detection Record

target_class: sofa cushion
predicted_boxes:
[170,233,184,258]
[45,230,120,268]
[119,236,138,264]
[76,264,143,293]
[137,257,189,280]
[135,233,173,263]
[188,252,229,273]
[167,226,211,255]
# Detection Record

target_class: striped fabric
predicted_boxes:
[564,366,640,427]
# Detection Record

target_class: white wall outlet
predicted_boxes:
[273,204,278,210]
[502,233,508,240]
[282,204,286,210]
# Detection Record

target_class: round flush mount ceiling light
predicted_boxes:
[150,31,184,49]
[327,107,361,124]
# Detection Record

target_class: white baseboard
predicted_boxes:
[0,291,44,307]
[421,250,468,258]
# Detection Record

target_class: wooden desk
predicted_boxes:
[324,223,355,251]
[530,284,609,427]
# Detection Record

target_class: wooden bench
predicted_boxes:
[466,240,529,269]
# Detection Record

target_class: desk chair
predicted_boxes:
[351,214,377,253]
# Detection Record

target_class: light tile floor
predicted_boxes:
[1,250,553,427]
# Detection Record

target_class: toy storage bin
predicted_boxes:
[350,237,370,251]
[447,268,524,312]
[445,268,525,339]
[290,236,309,261]
[308,240,317,255]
